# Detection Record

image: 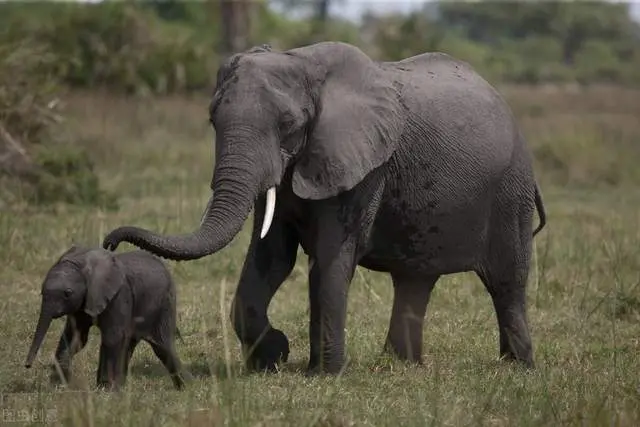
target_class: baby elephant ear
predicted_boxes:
[82,249,125,318]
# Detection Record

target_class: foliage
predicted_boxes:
[1,1,639,91]
[0,39,58,162]
[502,84,640,189]
[0,2,639,422]
[0,35,115,209]
[1,0,640,210]
[1,90,638,426]
[0,1,217,95]
[28,144,118,209]
[372,1,640,86]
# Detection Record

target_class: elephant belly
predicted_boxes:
[360,186,491,276]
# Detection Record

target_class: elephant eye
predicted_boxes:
[279,112,298,134]
[64,288,73,298]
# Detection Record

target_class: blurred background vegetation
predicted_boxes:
[1,0,639,208]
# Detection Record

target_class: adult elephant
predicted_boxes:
[102,42,547,375]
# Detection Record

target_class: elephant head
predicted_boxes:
[24,247,125,368]
[102,42,403,260]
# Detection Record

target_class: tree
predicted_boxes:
[219,0,254,56]
[316,0,329,23]
[439,1,636,63]
[550,2,635,65]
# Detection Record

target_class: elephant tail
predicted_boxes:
[532,182,547,237]
[176,327,185,344]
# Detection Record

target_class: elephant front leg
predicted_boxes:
[96,341,130,391]
[51,315,91,384]
[231,205,299,372]
[307,241,357,375]
[96,330,130,391]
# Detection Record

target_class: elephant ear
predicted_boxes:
[58,245,90,263]
[82,249,125,318]
[292,51,403,200]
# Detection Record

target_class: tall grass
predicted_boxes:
[0,86,638,426]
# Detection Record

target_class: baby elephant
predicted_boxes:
[24,246,187,390]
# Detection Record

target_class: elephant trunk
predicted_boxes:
[25,305,53,368]
[103,135,281,261]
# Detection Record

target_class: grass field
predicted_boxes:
[1,85,639,426]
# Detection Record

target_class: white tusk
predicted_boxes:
[260,187,276,239]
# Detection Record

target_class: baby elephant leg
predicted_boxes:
[148,339,186,390]
[96,337,131,391]
[124,339,139,375]
[52,315,91,384]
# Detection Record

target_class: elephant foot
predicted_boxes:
[171,373,186,390]
[499,351,535,370]
[96,384,119,392]
[304,365,341,377]
[305,353,347,376]
[245,328,290,373]
[96,370,126,392]
[172,370,193,390]
[96,379,124,392]
[381,341,424,364]
[304,365,324,377]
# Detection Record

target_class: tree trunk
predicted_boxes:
[219,0,253,56]
[316,0,330,23]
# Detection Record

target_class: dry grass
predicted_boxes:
[1,86,639,426]
[501,84,640,188]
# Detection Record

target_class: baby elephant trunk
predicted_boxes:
[24,308,53,368]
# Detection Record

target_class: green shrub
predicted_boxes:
[0,36,116,209]
[532,124,640,188]
[28,144,118,209]
[575,40,623,84]
[0,2,217,95]
[371,13,447,61]
[0,39,58,151]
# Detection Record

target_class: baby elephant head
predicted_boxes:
[24,246,125,368]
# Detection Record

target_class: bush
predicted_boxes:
[28,144,118,209]
[530,116,640,188]
[0,2,217,96]
[0,37,116,209]
[0,39,58,161]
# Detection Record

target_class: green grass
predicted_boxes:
[1,87,639,426]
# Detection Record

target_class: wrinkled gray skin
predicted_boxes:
[24,246,186,390]
[102,42,547,375]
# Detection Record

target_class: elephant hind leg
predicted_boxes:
[124,338,139,376]
[476,266,533,368]
[476,205,535,368]
[383,273,439,362]
[148,324,187,389]
[148,340,186,390]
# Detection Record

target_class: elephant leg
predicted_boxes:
[52,315,91,383]
[123,338,139,377]
[477,268,533,367]
[230,201,299,372]
[476,203,534,368]
[383,274,439,362]
[307,227,359,375]
[148,341,186,390]
[306,172,385,375]
[96,337,130,390]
